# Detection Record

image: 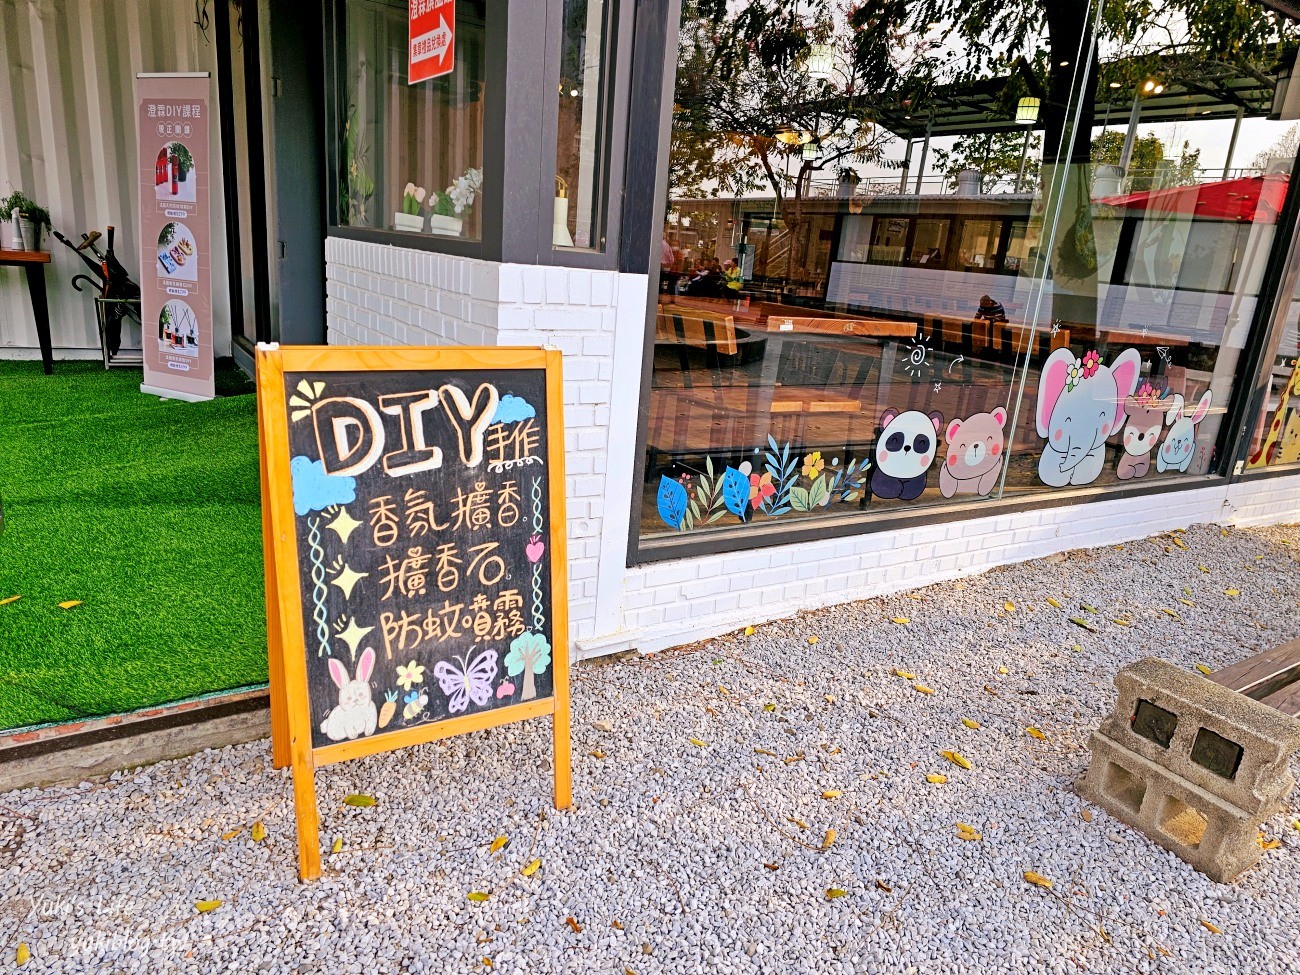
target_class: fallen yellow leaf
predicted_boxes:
[997,666,1009,675]
[926,773,948,784]
[743,625,755,636]
[906,592,922,600]
[825,888,846,900]
[940,750,973,770]
[892,668,915,680]
[1047,597,1063,609]
[821,790,843,800]
[1195,664,1213,676]
[754,748,777,757]
[688,737,708,748]
[1023,871,1053,889]
[467,891,490,902]
[822,829,837,849]
[220,828,241,840]
[786,817,808,830]
[763,702,776,712]
[961,718,981,730]
[332,837,343,853]
[588,750,606,759]
[566,917,583,933]
[489,835,509,853]
[1172,536,1188,550]
[57,600,82,610]
[1258,835,1282,850]
[0,595,21,607]
[913,683,935,695]
[891,617,911,625]
[521,858,542,877]
[1200,919,1221,935]
[1112,618,1131,626]
[1026,727,1047,740]
[250,821,266,843]
[808,636,819,645]
[195,900,222,913]
[825,694,835,704]
[1225,588,1240,597]
[1081,809,1093,823]
[1160,608,1181,619]
[1198,565,1210,573]
[343,794,376,807]
[1179,598,1195,607]
[1003,601,1016,613]
[16,943,30,966]
[955,823,982,841]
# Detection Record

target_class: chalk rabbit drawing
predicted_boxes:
[1156,391,1212,474]
[1116,383,1169,480]
[1036,347,1142,487]
[321,646,378,741]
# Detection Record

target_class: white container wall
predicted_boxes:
[0,0,233,360]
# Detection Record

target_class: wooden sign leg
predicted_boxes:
[292,748,322,882]
[552,707,572,810]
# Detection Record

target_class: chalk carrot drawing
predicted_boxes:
[433,649,499,714]
[320,647,378,741]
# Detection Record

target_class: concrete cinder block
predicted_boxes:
[1077,657,1300,883]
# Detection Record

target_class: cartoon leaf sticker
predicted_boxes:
[521,858,542,877]
[0,595,21,606]
[955,823,982,841]
[250,821,266,842]
[688,737,708,748]
[1003,601,1016,613]
[720,467,750,518]
[466,891,491,902]
[926,773,948,784]
[1195,664,1213,676]
[822,829,837,849]
[821,790,842,800]
[1023,871,1053,889]
[489,835,509,853]
[913,683,935,695]
[1200,919,1222,935]
[892,668,915,680]
[825,888,847,900]
[58,600,83,610]
[195,900,223,913]
[655,476,688,530]
[940,750,973,770]
[16,943,30,966]
[961,718,981,730]
[891,617,910,625]
[1026,727,1047,740]
[1047,597,1063,609]
[331,837,343,854]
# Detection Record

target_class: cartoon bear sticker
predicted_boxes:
[871,409,943,501]
[939,407,1007,498]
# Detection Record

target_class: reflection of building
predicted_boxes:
[5,1,1300,661]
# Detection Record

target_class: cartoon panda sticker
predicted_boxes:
[870,408,944,501]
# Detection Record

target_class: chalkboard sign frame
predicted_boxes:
[255,344,572,882]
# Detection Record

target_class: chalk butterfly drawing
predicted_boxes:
[433,650,499,713]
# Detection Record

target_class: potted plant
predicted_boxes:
[427,167,483,236]
[2,190,51,250]
[394,182,426,232]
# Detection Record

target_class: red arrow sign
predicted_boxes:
[409,0,455,84]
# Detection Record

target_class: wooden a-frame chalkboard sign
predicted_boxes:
[256,345,572,881]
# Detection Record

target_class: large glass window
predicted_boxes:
[337,0,486,241]
[640,0,1300,542]
[1247,272,1300,470]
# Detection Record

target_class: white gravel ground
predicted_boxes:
[4,522,1300,975]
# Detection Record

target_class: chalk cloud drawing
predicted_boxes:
[492,394,536,425]
[291,456,357,516]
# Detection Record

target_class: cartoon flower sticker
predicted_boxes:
[801,451,826,479]
[396,660,425,691]
[749,471,776,510]
[1065,361,1083,392]
[1081,349,1101,378]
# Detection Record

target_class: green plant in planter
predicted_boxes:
[1,190,51,228]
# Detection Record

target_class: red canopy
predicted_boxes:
[1099,173,1289,223]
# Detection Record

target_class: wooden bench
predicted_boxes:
[1208,638,1300,718]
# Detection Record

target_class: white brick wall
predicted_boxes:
[325,236,1300,662]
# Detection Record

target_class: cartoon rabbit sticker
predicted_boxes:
[1156,391,1212,474]
[1036,347,1142,487]
[320,646,378,741]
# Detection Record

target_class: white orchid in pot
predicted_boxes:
[394,182,427,232]
[427,167,482,236]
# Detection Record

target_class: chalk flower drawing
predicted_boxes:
[396,660,425,691]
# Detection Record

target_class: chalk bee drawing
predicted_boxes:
[320,646,378,741]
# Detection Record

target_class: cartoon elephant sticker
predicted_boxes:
[1155,390,1212,474]
[1036,347,1142,488]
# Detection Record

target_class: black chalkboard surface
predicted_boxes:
[283,366,557,750]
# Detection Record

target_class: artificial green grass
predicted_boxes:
[0,360,266,730]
